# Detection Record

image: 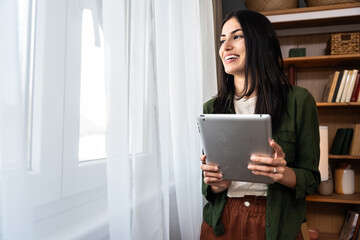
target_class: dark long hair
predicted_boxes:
[213,10,291,132]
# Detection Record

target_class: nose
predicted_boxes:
[222,39,233,51]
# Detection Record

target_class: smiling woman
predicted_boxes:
[200,10,320,240]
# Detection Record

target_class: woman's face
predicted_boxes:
[219,17,246,77]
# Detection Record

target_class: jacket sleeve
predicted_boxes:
[292,91,321,199]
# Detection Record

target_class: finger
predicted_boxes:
[270,139,285,158]
[200,164,219,172]
[204,177,224,185]
[250,155,286,166]
[248,164,285,174]
[200,155,207,163]
[203,171,223,179]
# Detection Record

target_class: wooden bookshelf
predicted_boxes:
[283,54,360,69]
[307,192,360,204]
[264,3,360,238]
[263,2,360,16]
[329,154,360,160]
[318,232,339,240]
[317,102,360,107]
[263,2,360,30]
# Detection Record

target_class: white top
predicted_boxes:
[227,96,267,198]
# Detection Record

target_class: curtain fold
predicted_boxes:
[103,0,132,239]
[166,0,203,239]
[103,0,213,239]
[0,1,34,239]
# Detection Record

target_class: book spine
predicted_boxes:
[336,70,349,102]
[345,69,358,102]
[332,71,344,102]
[328,71,340,102]
[351,73,360,102]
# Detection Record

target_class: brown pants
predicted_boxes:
[200,196,301,240]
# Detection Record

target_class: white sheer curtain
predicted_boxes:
[103,0,214,239]
[0,0,216,238]
[0,1,34,239]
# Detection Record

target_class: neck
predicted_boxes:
[233,74,257,99]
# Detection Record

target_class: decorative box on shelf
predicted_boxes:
[327,32,360,55]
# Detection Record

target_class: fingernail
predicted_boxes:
[214,166,218,171]
[219,173,223,178]
[248,165,253,170]
[250,156,255,160]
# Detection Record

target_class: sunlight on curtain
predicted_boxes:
[104,0,212,239]
[160,0,204,238]
[0,0,34,239]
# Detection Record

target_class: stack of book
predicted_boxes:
[330,124,360,156]
[322,69,360,103]
[339,209,360,240]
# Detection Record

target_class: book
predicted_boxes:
[321,73,334,102]
[336,70,349,102]
[340,128,353,155]
[351,73,360,102]
[353,213,360,240]
[328,71,340,102]
[339,209,359,240]
[341,70,353,102]
[332,71,344,102]
[356,73,360,102]
[345,69,358,102]
[330,128,347,155]
[349,124,360,156]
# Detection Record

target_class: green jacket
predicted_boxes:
[202,86,320,240]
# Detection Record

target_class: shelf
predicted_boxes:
[263,2,360,16]
[263,3,360,29]
[329,154,360,160]
[283,54,360,69]
[316,102,360,107]
[318,232,339,240]
[306,192,360,204]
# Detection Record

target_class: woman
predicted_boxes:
[200,10,320,240]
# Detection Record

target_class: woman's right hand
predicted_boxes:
[200,155,231,194]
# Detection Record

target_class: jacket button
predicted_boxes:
[244,201,250,207]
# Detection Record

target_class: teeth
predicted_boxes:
[225,55,239,61]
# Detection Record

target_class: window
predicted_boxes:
[62,2,107,196]
[79,9,107,162]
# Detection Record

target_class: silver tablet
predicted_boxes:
[197,114,274,184]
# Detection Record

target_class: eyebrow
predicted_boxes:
[220,28,242,37]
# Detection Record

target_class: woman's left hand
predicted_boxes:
[248,139,296,188]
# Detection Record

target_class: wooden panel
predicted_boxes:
[317,105,360,147]
[283,54,360,69]
[296,69,331,102]
[263,2,360,16]
[329,158,360,193]
[306,202,349,234]
[279,34,330,58]
[212,0,222,91]
[317,103,360,107]
[307,192,360,204]
[262,3,360,30]
[318,232,339,240]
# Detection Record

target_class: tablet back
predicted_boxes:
[197,114,274,184]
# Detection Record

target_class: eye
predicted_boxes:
[220,39,225,45]
[234,35,244,40]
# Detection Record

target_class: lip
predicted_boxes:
[223,53,239,64]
